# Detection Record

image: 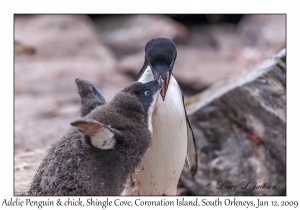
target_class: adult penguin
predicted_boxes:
[122,37,198,195]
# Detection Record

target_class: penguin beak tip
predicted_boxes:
[160,75,169,101]
[161,94,166,101]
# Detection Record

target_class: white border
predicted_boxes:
[1,1,299,209]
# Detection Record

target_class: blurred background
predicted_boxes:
[14,14,286,195]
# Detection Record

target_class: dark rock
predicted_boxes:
[179,49,286,195]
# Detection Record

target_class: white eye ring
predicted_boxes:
[144,91,150,97]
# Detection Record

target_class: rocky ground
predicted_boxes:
[14,14,285,195]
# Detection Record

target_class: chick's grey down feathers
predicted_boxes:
[28,79,158,196]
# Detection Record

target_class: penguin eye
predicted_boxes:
[144,91,151,97]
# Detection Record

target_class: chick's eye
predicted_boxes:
[144,90,150,97]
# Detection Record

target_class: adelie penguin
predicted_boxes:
[122,37,198,195]
[27,78,162,196]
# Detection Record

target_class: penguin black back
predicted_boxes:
[28,79,162,196]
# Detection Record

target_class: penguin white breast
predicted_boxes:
[122,67,187,195]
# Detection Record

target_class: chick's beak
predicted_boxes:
[158,75,163,87]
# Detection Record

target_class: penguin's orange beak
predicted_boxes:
[160,72,169,101]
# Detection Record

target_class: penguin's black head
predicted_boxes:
[144,37,177,101]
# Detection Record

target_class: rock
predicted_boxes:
[14,149,46,195]
[179,49,286,195]
[14,40,36,55]
[93,15,189,57]
[117,15,286,92]
[14,15,132,154]
[237,14,286,50]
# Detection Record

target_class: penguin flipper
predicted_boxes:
[75,78,107,117]
[182,92,198,177]
[71,120,116,150]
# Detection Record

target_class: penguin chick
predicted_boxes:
[27,79,162,196]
